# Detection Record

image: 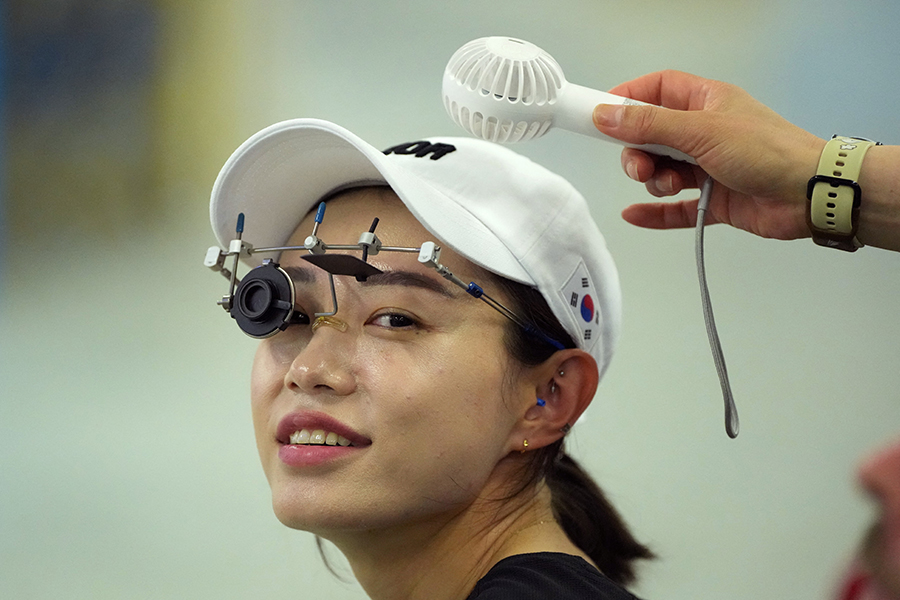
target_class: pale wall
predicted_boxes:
[2,1,899,599]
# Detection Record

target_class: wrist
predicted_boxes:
[781,135,825,239]
[857,144,900,251]
[794,136,827,210]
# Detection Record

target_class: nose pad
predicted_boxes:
[311,315,349,333]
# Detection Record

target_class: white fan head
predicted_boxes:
[442,36,569,143]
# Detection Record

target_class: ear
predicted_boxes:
[506,349,599,453]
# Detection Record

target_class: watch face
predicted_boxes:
[831,134,882,145]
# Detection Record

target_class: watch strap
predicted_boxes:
[806,136,878,251]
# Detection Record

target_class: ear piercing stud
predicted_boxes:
[551,370,563,394]
[540,371,565,405]
[534,370,571,431]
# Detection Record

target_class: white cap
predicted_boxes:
[210,118,621,377]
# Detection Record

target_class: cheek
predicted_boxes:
[363,333,516,464]
[250,340,295,398]
[364,335,507,412]
[250,343,287,435]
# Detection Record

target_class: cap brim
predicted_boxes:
[211,119,386,267]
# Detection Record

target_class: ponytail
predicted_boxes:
[490,275,654,586]
[547,449,654,585]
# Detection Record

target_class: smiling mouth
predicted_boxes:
[288,429,355,447]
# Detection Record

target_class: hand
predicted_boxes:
[593,70,826,240]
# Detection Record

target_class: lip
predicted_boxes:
[275,410,371,468]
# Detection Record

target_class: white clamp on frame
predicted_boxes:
[204,213,254,312]
[418,240,522,324]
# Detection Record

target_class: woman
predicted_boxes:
[206,119,652,599]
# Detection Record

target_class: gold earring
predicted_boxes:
[520,439,529,453]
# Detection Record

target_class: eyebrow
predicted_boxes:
[282,265,459,299]
[360,270,459,299]
[282,265,317,284]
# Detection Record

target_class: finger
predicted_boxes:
[647,162,707,195]
[594,102,703,158]
[621,148,656,182]
[620,150,705,195]
[621,199,716,229]
[607,70,714,110]
[645,172,679,197]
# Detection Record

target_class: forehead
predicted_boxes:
[284,187,486,282]
[288,187,428,246]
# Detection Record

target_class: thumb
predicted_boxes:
[593,103,696,152]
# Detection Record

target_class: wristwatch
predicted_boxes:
[806,135,881,252]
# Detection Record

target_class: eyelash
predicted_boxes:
[368,310,419,330]
[285,307,420,331]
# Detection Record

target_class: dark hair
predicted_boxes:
[490,276,654,587]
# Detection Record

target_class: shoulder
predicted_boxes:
[465,552,644,600]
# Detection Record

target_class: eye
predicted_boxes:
[369,311,418,330]
[271,309,310,337]
[291,311,311,326]
[283,303,310,326]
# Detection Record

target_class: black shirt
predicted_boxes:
[465,552,643,599]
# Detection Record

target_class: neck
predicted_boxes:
[319,477,591,600]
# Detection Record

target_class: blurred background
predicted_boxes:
[1,1,899,598]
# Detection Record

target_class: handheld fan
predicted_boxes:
[442,36,695,164]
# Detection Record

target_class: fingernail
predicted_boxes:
[625,160,639,181]
[593,104,624,128]
[657,174,674,194]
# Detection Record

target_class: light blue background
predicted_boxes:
[2,1,898,599]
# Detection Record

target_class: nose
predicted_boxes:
[857,437,900,510]
[284,324,357,397]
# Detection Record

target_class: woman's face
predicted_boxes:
[250,188,534,534]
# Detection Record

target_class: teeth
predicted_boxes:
[288,428,353,447]
[289,430,310,444]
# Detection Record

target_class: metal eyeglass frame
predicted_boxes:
[204,202,565,348]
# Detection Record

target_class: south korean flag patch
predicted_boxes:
[559,260,600,353]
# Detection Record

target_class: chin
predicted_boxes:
[269,489,384,534]
[270,492,340,532]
